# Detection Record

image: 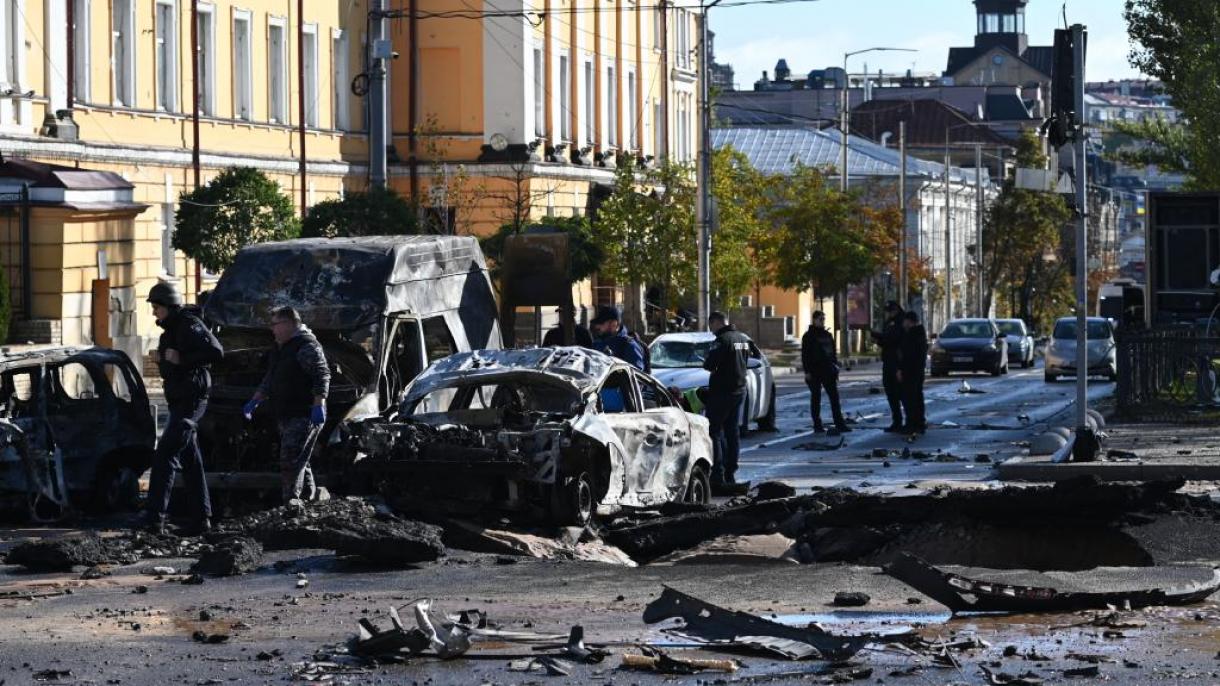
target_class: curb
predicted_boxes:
[997,456,1220,482]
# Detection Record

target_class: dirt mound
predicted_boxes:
[5,533,113,571]
[227,498,445,567]
[191,537,264,576]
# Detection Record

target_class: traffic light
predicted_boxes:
[1046,27,1086,149]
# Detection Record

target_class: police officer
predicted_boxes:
[802,310,850,434]
[242,306,331,504]
[871,301,906,432]
[702,311,750,491]
[144,281,223,535]
[898,310,929,435]
[590,306,647,371]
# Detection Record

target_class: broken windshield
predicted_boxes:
[407,380,579,416]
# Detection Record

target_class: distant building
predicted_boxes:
[944,0,1053,88]
[708,31,736,91]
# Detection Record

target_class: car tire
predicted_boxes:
[757,385,777,432]
[1045,372,1058,383]
[1023,358,1034,369]
[991,362,1003,377]
[930,367,947,377]
[552,470,595,527]
[684,463,711,505]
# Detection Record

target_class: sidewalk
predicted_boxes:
[997,421,1220,481]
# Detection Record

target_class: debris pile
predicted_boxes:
[190,537,264,577]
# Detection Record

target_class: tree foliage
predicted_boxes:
[1105,117,1192,176]
[711,147,780,309]
[1125,0,1220,188]
[481,215,604,284]
[174,167,300,272]
[979,130,1073,327]
[300,187,418,239]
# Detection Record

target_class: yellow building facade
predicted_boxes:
[0,0,699,360]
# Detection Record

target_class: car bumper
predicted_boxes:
[1045,355,1116,376]
[1007,348,1031,362]
[931,350,1003,371]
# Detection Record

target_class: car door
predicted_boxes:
[634,371,694,503]
[595,370,687,507]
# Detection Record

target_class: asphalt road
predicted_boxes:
[736,360,1115,492]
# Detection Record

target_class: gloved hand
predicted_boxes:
[310,404,326,427]
[242,398,261,420]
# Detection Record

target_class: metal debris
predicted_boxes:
[620,647,738,674]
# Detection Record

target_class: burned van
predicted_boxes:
[199,236,501,489]
[0,347,155,520]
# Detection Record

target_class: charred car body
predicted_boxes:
[199,236,501,489]
[352,348,715,524]
[0,347,154,520]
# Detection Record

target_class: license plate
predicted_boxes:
[953,356,972,363]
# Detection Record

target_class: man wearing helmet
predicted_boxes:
[143,281,224,534]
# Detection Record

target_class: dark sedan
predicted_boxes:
[929,319,1009,377]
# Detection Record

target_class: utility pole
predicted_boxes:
[975,143,983,316]
[944,141,952,327]
[297,0,307,219]
[899,120,907,307]
[1071,23,1093,459]
[697,0,722,330]
[369,0,389,188]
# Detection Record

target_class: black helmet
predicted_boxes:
[147,281,184,308]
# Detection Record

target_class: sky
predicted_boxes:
[711,0,1148,89]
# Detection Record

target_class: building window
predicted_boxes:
[302,25,318,127]
[154,1,176,112]
[583,59,593,144]
[653,99,663,156]
[332,30,349,130]
[233,13,252,119]
[72,0,90,102]
[111,0,134,106]
[627,70,637,150]
[607,65,617,147]
[196,6,214,116]
[161,204,176,277]
[268,20,286,123]
[678,11,688,68]
[559,51,571,141]
[653,4,662,51]
[532,46,544,138]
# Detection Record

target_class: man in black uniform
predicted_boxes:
[144,281,224,534]
[802,310,849,434]
[871,301,905,432]
[702,311,750,491]
[243,306,331,504]
[898,310,929,435]
[541,305,595,347]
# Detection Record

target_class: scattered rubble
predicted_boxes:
[440,519,636,566]
[621,648,738,674]
[190,537,263,577]
[6,533,112,572]
[832,591,871,607]
[651,533,798,565]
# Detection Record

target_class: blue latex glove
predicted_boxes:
[242,398,261,420]
[310,404,326,427]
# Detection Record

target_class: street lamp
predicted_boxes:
[838,47,915,355]
[696,0,725,330]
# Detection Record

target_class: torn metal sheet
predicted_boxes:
[642,585,875,661]
[886,553,1220,613]
[351,601,471,660]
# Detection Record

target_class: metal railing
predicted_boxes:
[1116,327,1220,423]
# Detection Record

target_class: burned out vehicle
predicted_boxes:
[199,236,501,489]
[352,347,715,525]
[0,347,154,520]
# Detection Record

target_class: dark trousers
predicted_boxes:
[901,371,927,430]
[279,417,320,502]
[808,375,845,429]
[705,390,744,483]
[882,365,904,427]
[146,397,212,520]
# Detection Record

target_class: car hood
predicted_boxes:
[651,367,710,390]
[934,338,996,352]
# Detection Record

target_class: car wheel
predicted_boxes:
[684,463,711,505]
[89,449,146,513]
[930,367,946,377]
[1023,358,1034,369]
[1045,372,1058,383]
[552,470,595,527]
[757,385,777,432]
[991,362,1003,377]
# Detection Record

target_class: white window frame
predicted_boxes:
[532,45,544,138]
[302,23,318,127]
[332,28,349,130]
[232,10,252,120]
[111,0,135,107]
[72,0,90,103]
[195,3,215,116]
[267,17,287,124]
[558,49,571,142]
[154,0,178,112]
[583,58,593,145]
[606,64,617,148]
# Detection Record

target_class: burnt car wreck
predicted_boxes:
[0,347,155,520]
[353,348,714,524]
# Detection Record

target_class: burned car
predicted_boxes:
[199,236,501,491]
[353,347,714,524]
[0,347,154,520]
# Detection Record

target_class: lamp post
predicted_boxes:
[943,121,1011,320]
[839,46,914,354]
[696,0,724,330]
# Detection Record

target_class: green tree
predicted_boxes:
[481,215,604,283]
[711,147,780,311]
[300,187,418,238]
[174,167,299,272]
[1125,0,1220,188]
[1105,117,1192,176]
[979,130,1073,322]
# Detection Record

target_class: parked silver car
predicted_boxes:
[1044,317,1117,382]
[996,319,1036,368]
[648,332,777,432]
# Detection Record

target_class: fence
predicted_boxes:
[1116,327,1220,423]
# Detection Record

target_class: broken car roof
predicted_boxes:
[404,347,624,402]
[0,346,133,372]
